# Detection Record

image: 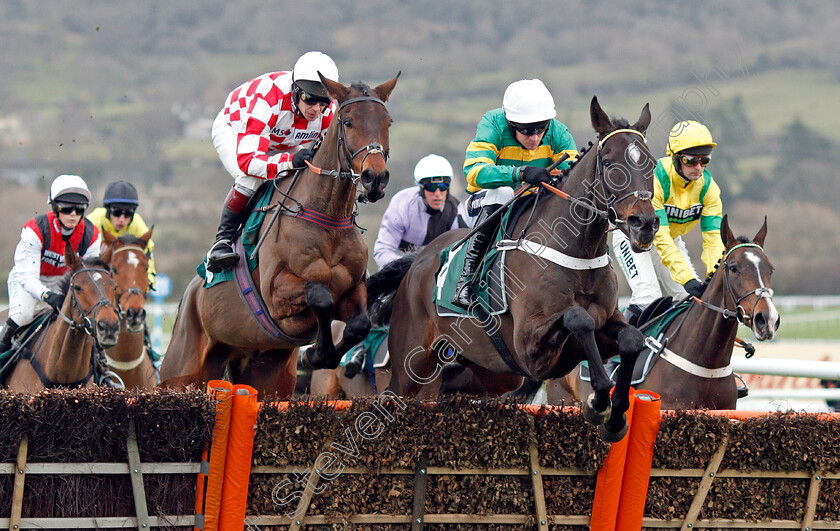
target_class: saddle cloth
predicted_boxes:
[198,184,274,288]
[579,299,692,385]
[433,195,537,318]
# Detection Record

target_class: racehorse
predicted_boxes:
[100,229,157,390]
[548,216,780,410]
[161,74,399,399]
[3,245,120,392]
[380,96,659,441]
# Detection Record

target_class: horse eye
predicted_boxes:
[73,284,83,292]
[729,265,738,273]
[343,119,352,128]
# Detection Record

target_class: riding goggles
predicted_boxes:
[299,91,332,107]
[109,208,136,218]
[679,154,711,167]
[56,203,87,215]
[422,182,449,193]
[510,120,550,136]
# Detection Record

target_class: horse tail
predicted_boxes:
[366,252,418,326]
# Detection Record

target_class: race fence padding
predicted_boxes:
[4,387,840,529]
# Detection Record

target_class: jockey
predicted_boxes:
[373,154,468,270]
[613,120,725,323]
[1,175,101,353]
[453,79,577,307]
[205,51,340,273]
[87,180,156,289]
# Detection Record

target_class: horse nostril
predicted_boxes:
[754,313,767,330]
[774,315,781,332]
[627,215,642,230]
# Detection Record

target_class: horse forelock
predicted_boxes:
[117,234,146,247]
[349,81,372,97]
[83,257,111,270]
[734,235,752,245]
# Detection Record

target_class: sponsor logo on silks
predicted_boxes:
[665,203,703,224]
[42,249,65,268]
[271,127,293,136]
[617,238,638,279]
[294,130,320,141]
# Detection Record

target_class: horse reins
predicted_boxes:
[539,128,653,225]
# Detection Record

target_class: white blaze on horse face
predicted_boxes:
[745,250,780,337]
[92,272,103,281]
[126,251,141,269]
[626,143,642,166]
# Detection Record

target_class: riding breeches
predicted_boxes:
[466,186,514,215]
[6,274,63,326]
[212,111,265,194]
[611,231,695,308]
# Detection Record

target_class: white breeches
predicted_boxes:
[611,231,695,307]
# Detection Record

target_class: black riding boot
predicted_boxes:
[206,187,250,273]
[452,205,500,307]
[0,318,20,353]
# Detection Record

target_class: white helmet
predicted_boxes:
[292,51,339,98]
[413,154,453,184]
[502,79,557,123]
[48,174,91,205]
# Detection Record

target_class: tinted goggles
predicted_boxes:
[56,203,87,215]
[299,91,332,107]
[511,121,550,136]
[422,182,449,193]
[679,155,711,167]
[109,208,136,218]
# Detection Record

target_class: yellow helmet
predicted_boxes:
[666,120,717,156]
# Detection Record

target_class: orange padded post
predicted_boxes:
[590,387,636,531]
[195,380,234,531]
[615,390,661,530]
[218,384,260,531]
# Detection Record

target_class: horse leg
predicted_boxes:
[304,282,371,370]
[595,318,645,442]
[229,349,297,400]
[562,307,615,430]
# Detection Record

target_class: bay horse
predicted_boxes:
[100,229,157,390]
[380,96,660,441]
[548,216,780,410]
[3,244,121,392]
[161,74,399,399]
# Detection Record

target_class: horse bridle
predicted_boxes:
[693,242,774,327]
[57,267,117,337]
[329,95,389,183]
[595,128,653,226]
[110,245,148,320]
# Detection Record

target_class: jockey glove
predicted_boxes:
[43,291,63,312]
[520,166,552,187]
[292,148,315,168]
[683,279,707,299]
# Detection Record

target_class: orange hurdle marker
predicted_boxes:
[218,384,261,531]
[615,390,661,530]
[195,380,234,531]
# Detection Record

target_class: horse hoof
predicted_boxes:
[582,393,611,426]
[597,416,629,443]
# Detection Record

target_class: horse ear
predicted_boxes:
[65,242,81,270]
[720,214,735,248]
[372,72,400,103]
[590,96,611,136]
[632,103,651,135]
[319,73,350,103]
[753,216,768,247]
[141,226,154,244]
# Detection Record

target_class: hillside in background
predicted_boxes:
[1,0,839,297]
